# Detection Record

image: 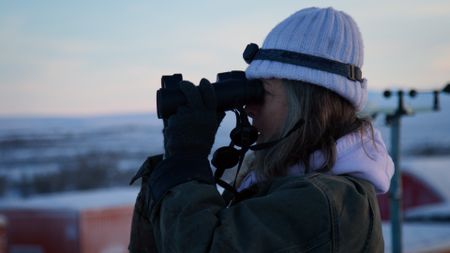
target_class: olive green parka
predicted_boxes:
[129,158,384,253]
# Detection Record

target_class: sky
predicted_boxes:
[0,1,449,116]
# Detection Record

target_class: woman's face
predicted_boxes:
[245,79,288,141]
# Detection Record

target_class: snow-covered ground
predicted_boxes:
[383,222,450,253]
[0,113,166,179]
[0,186,139,211]
[0,111,239,180]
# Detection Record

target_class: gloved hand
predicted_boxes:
[163,78,225,159]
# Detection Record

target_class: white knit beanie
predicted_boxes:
[245,7,368,111]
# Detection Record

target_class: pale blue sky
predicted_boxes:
[1,1,449,116]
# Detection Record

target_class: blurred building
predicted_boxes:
[0,187,138,253]
[377,158,450,220]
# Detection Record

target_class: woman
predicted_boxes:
[129,7,394,253]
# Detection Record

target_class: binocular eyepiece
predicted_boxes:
[157,71,264,119]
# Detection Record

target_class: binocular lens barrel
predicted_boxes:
[157,79,264,119]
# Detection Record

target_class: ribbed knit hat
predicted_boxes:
[245,7,367,111]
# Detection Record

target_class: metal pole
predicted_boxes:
[383,85,449,252]
[390,90,404,253]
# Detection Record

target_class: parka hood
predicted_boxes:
[297,127,394,193]
[238,127,395,194]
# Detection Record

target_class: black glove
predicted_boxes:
[163,78,225,158]
[148,79,224,203]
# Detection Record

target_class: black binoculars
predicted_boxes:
[156,71,264,119]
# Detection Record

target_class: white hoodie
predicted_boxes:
[237,127,395,194]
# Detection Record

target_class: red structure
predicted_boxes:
[0,188,137,253]
[377,170,445,220]
[0,215,6,253]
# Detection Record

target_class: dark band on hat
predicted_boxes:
[243,43,363,82]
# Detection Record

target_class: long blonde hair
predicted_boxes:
[248,79,373,180]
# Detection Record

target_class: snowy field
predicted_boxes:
[0,112,235,181]
[1,92,449,182]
